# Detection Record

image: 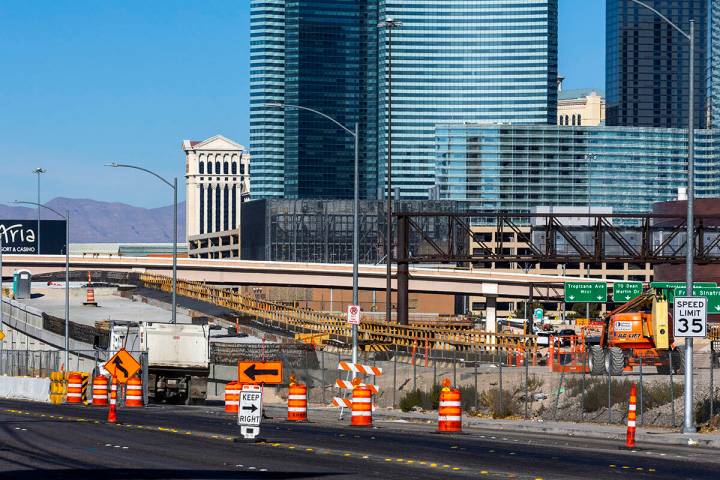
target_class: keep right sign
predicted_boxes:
[673,296,707,338]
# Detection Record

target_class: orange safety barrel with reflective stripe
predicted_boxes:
[225,381,240,413]
[126,376,143,407]
[351,385,372,427]
[287,384,307,421]
[66,372,83,404]
[438,387,462,432]
[92,375,109,406]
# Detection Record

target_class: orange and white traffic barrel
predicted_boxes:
[225,381,240,413]
[287,376,308,422]
[66,372,83,404]
[626,383,637,448]
[92,375,109,406]
[438,379,462,433]
[126,377,143,407]
[351,384,372,427]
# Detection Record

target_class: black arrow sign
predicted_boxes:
[112,356,128,377]
[242,404,258,413]
[244,364,279,381]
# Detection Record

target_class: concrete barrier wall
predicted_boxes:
[0,375,50,403]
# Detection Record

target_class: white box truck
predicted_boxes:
[108,321,210,404]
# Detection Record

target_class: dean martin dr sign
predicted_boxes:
[0,220,67,255]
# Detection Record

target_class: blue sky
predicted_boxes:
[0,0,604,207]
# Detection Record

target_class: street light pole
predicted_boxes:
[106,164,178,324]
[378,17,402,324]
[32,168,46,254]
[13,201,69,370]
[265,102,360,365]
[628,0,696,433]
[0,233,4,374]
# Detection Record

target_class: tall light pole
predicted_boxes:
[13,201,69,370]
[627,0,696,433]
[585,154,596,321]
[378,16,402,324]
[106,164,178,324]
[265,102,361,366]
[32,168,46,254]
[0,232,4,373]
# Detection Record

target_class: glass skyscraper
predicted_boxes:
[436,124,720,215]
[250,0,559,200]
[606,0,709,129]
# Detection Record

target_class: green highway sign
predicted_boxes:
[673,287,720,313]
[612,282,644,303]
[651,282,717,303]
[564,282,608,303]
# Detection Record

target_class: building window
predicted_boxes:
[215,185,221,233]
[577,114,582,125]
[223,185,230,230]
[207,185,213,233]
[215,161,221,174]
[231,162,237,175]
[224,162,229,175]
[207,162,213,174]
[565,115,569,125]
[232,186,237,229]
[571,115,576,126]
[199,162,205,174]
[199,184,205,234]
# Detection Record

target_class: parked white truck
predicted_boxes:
[106,321,210,404]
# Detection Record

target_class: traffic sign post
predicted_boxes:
[238,361,283,385]
[673,297,707,338]
[103,348,141,384]
[612,282,643,303]
[564,282,608,303]
[237,384,263,441]
[347,304,361,325]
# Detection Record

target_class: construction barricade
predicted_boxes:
[225,381,240,413]
[287,375,308,422]
[66,372,83,404]
[92,375,108,406]
[49,371,66,405]
[126,377,143,407]
[351,384,372,427]
[438,379,462,433]
[548,335,589,373]
[626,383,637,448]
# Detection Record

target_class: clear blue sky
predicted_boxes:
[0,0,604,208]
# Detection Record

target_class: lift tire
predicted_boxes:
[672,346,686,375]
[605,347,625,376]
[589,345,606,376]
[656,364,671,375]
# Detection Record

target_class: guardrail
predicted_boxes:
[139,274,536,354]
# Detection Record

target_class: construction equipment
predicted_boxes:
[589,289,683,376]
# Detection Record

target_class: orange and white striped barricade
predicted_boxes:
[337,361,382,376]
[108,378,118,423]
[66,372,83,404]
[126,377,143,407]
[438,379,462,433]
[625,383,637,448]
[335,379,379,395]
[351,385,373,427]
[287,380,308,422]
[225,381,240,413]
[332,397,352,408]
[92,375,109,406]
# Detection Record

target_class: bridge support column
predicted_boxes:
[397,215,409,326]
[485,296,497,333]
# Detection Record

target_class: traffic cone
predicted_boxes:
[107,378,117,423]
[84,272,98,306]
[625,383,637,448]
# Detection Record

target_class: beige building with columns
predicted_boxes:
[557,89,606,127]
[183,135,250,258]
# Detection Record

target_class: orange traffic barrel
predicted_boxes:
[225,381,240,413]
[67,372,83,404]
[626,383,637,448]
[92,375,109,406]
[126,377,143,407]
[287,383,308,421]
[438,379,462,433]
[351,385,372,427]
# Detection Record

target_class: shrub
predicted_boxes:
[479,387,519,418]
[399,389,423,412]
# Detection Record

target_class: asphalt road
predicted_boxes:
[0,399,719,479]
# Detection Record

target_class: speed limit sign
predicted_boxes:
[673,296,707,338]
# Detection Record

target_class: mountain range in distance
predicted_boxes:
[0,197,186,243]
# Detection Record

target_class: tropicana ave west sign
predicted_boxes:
[564,282,608,303]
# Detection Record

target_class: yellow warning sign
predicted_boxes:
[0,331,5,342]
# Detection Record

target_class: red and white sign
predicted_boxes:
[347,304,361,325]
